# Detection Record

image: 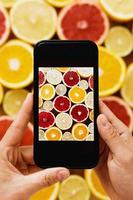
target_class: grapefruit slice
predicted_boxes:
[0,115,33,145]
[85,169,110,200]
[102,96,133,132]
[0,4,10,46]
[39,70,46,87]
[57,0,109,45]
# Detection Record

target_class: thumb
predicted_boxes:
[21,167,69,197]
[97,114,125,156]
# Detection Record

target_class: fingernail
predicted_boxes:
[57,170,70,181]
[101,115,109,127]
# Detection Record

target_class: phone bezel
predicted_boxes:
[34,40,99,169]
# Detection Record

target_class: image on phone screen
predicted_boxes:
[38,67,94,142]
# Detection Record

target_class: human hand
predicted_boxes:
[96,100,133,200]
[0,93,69,200]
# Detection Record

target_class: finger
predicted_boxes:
[22,168,70,196]
[99,100,129,135]
[2,93,33,147]
[20,146,34,165]
[97,114,126,156]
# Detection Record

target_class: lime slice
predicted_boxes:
[105,26,133,57]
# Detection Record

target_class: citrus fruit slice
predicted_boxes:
[78,80,88,90]
[46,69,62,85]
[69,86,86,104]
[57,0,109,45]
[100,0,133,22]
[59,175,90,200]
[0,84,4,105]
[0,40,33,89]
[39,96,43,108]
[56,67,70,72]
[0,0,16,8]
[39,111,55,129]
[99,46,126,96]
[43,100,53,111]
[86,133,94,141]
[3,89,29,117]
[85,169,110,200]
[105,26,133,57]
[56,84,67,96]
[88,75,94,90]
[0,116,33,145]
[39,70,46,87]
[62,132,74,141]
[63,71,80,87]
[72,123,88,141]
[30,183,59,200]
[10,0,57,44]
[39,129,45,141]
[40,84,55,101]
[88,122,94,134]
[55,113,72,130]
[121,63,133,108]
[78,68,93,78]
[85,91,94,109]
[70,104,89,122]
[53,96,71,112]
[45,127,62,141]
[46,0,73,7]
[0,4,10,46]
[89,109,94,121]
[102,96,133,131]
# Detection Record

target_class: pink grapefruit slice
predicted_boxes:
[0,115,33,145]
[39,111,55,129]
[57,0,109,45]
[39,70,46,87]
[102,96,133,132]
[53,96,71,112]
[70,104,89,122]
[0,4,10,46]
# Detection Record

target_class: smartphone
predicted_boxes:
[34,40,99,169]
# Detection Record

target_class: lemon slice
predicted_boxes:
[0,40,33,89]
[99,46,126,97]
[3,89,28,117]
[105,26,133,57]
[46,0,74,7]
[59,175,90,200]
[121,63,133,108]
[100,0,133,22]
[30,183,59,200]
[10,0,57,44]
[0,84,4,105]
[85,169,110,200]
[40,84,55,101]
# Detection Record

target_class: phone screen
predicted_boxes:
[38,67,94,142]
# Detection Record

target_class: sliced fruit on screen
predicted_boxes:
[0,84,4,105]
[0,40,33,89]
[100,0,133,22]
[121,63,133,108]
[69,86,86,104]
[59,175,90,200]
[45,127,62,141]
[46,0,74,7]
[105,26,133,57]
[0,116,33,145]
[39,111,55,129]
[102,96,133,131]
[30,183,59,200]
[40,84,55,101]
[0,4,10,46]
[99,46,126,97]
[85,169,110,200]
[72,123,88,141]
[3,89,29,118]
[10,0,57,44]
[39,70,46,87]
[57,0,109,45]
[56,67,70,72]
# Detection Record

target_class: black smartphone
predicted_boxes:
[34,40,99,169]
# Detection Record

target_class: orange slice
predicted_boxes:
[85,170,110,200]
[0,84,4,105]
[45,127,62,141]
[40,84,55,100]
[69,86,86,104]
[72,123,88,141]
